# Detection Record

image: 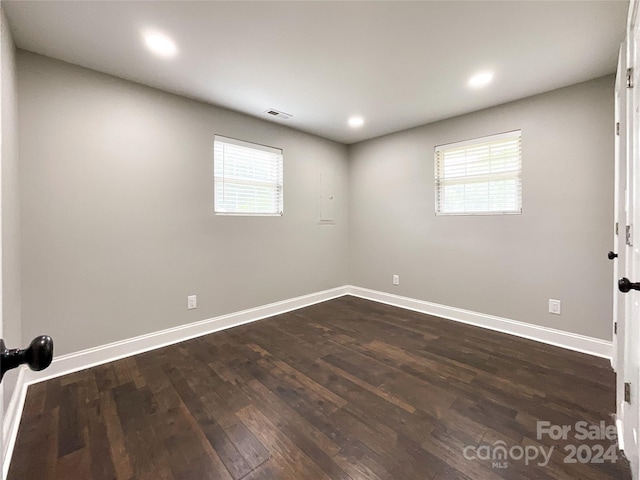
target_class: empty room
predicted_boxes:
[1,1,639,479]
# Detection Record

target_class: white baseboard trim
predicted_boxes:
[347,286,613,359]
[616,419,625,453]
[3,284,613,478]
[26,285,350,384]
[1,285,349,478]
[2,366,28,480]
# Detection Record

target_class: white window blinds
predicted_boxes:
[214,135,283,215]
[434,130,522,215]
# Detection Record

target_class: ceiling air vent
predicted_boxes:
[265,109,292,120]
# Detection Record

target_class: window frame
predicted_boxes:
[434,130,522,216]
[214,135,284,217]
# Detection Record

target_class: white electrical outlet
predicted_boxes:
[549,299,561,315]
[187,295,197,310]
[393,275,400,286]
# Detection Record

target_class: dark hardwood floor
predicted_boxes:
[7,296,630,479]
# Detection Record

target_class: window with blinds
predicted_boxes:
[214,135,283,216]
[434,130,522,215]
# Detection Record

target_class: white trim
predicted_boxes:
[617,418,625,453]
[1,286,349,477]
[347,286,613,359]
[2,367,27,480]
[2,284,614,477]
[26,286,349,384]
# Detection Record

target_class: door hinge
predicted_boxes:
[628,68,634,89]
[614,322,618,334]
[616,222,619,235]
[625,382,631,403]
[616,122,621,136]
[627,224,633,246]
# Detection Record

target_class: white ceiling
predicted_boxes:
[3,1,629,144]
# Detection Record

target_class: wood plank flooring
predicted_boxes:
[7,296,631,479]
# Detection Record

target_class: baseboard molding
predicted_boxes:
[1,285,349,478]
[347,286,613,359]
[616,418,625,453]
[3,284,613,478]
[2,366,28,480]
[28,285,351,384]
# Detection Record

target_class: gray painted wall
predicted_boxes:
[2,8,22,411]
[16,49,615,358]
[17,51,349,356]
[349,76,614,341]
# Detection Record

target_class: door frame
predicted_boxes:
[616,1,640,476]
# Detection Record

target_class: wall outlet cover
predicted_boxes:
[187,295,197,310]
[548,299,561,315]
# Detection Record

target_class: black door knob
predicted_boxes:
[0,335,53,381]
[608,251,618,260]
[619,277,640,293]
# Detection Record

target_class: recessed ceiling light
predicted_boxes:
[468,71,494,88]
[143,30,178,58]
[348,116,364,128]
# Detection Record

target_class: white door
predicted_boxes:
[620,3,640,475]
[0,8,5,479]
[615,40,629,433]
[615,42,627,370]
